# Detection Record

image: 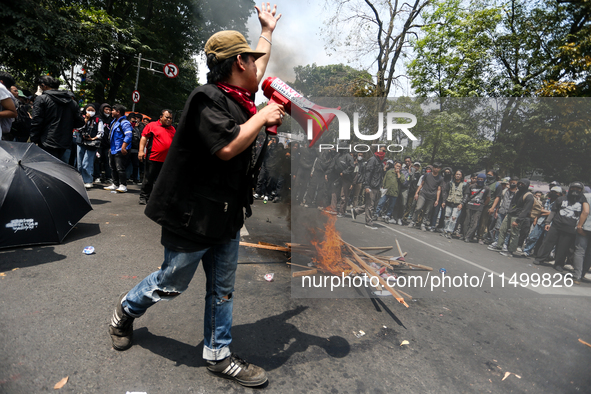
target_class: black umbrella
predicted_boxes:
[0,141,92,248]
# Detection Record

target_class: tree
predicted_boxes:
[1,0,255,113]
[288,63,375,97]
[323,0,431,98]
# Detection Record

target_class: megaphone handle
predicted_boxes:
[266,125,278,135]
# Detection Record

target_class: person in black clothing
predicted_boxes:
[458,173,490,242]
[303,148,333,208]
[254,135,279,201]
[335,151,356,217]
[30,75,84,160]
[295,145,316,205]
[431,166,453,231]
[352,146,386,229]
[108,5,283,387]
[409,162,443,231]
[95,103,112,182]
[493,179,535,257]
[534,182,589,270]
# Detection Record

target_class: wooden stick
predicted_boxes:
[398,289,413,300]
[345,243,409,307]
[395,239,404,260]
[344,257,364,274]
[357,246,394,251]
[292,269,318,277]
[240,242,290,252]
[579,338,591,348]
[286,262,336,275]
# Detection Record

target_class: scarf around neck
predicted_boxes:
[216,82,257,117]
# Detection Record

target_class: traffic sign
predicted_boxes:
[132,90,140,103]
[163,63,179,79]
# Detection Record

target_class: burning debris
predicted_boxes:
[240,213,432,306]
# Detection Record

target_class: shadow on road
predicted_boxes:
[135,306,350,371]
[89,198,111,205]
[62,223,101,244]
[0,246,66,271]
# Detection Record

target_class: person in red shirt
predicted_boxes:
[138,109,176,204]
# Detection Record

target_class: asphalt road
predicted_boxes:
[1,184,591,393]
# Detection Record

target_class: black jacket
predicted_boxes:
[145,84,254,244]
[508,179,535,224]
[30,90,84,149]
[333,152,355,181]
[363,154,384,189]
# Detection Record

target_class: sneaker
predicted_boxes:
[487,242,498,250]
[116,185,127,193]
[407,221,415,228]
[516,247,523,253]
[139,198,147,205]
[420,224,426,231]
[554,265,564,272]
[104,184,117,191]
[253,193,260,200]
[388,219,396,224]
[429,227,436,232]
[478,239,485,245]
[446,233,452,239]
[351,207,357,220]
[365,224,378,230]
[272,197,280,203]
[337,213,344,218]
[207,353,267,387]
[501,245,508,252]
[84,183,93,189]
[499,251,513,257]
[263,196,269,202]
[397,219,403,225]
[108,293,134,351]
[94,178,102,183]
[522,252,530,258]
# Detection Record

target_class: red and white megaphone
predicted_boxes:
[261,77,340,147]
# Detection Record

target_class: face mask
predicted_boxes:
[509,183,517,190]
[358,156,363,160]
[486,175,495,182]
[444,172,451,179]
[569,190,582,198]
[87,110,95,117]
[518,184,528,192]
[476,178,485,187]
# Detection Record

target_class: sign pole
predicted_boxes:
[132,52,142,112]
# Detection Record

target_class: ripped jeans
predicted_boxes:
[122,232,239,361]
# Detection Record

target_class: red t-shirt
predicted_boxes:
[142,120,176,162]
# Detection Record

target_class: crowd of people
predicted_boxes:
[0,72,175,205]
[255,145,591,283]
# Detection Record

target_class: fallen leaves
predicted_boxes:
[54,376,68,389]
[400,340,410,346]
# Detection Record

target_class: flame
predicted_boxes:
[310,213,351,275]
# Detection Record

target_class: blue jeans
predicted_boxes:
[77,145,96,184]
[523,223,545,255]
[375,195,398,217]
[122,232,240,361]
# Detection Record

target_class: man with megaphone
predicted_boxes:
[108,4,284,388]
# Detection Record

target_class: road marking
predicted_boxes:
[381,225,590,296]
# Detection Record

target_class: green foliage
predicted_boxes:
[0,0,255,114]
[289,64,375,97]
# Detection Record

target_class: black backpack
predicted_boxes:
[131,123,144,150]
[12,103,31,140]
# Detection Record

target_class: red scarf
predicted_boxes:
[216,82,257,117]
[375,151,386,162]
